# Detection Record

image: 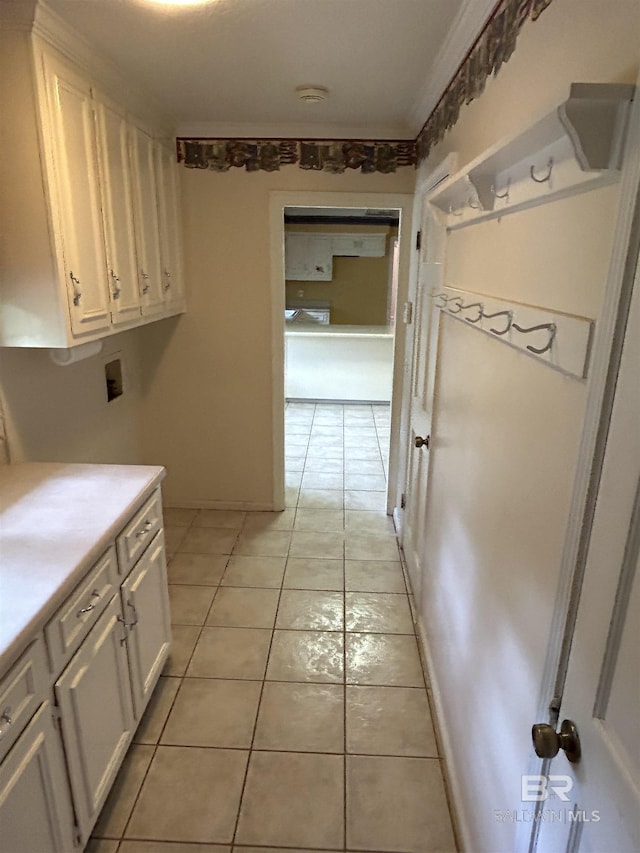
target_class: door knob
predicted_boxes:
[532,719,581,763]
[415,435,430,449]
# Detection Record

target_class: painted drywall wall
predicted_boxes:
[0,329,143,464]
[136,167,414,508]
[410,1,640,851]
[285,223,395,325]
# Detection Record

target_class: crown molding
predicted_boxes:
[176,121,415,141]
[407,0,498,135]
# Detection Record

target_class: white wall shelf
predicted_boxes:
[435,286,594,379]
[428,82,635,231]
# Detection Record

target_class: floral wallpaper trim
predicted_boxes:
[177,138,416,174]
[415,0,554,163]
[176,0,554,175]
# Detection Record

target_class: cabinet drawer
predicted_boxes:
[45,546,118,674]
[0,638,48,763]
[116,488,163,576]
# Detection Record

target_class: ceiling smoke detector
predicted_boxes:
[295,86,329,104]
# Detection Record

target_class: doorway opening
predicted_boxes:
[269,192,414,513]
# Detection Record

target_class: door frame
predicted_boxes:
[269,191,414,511]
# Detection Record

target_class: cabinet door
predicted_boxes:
[130,125,164,317]
[121,531,171,718]
[155,142,186,312]
[0,701,76,853]
[94,96,142,327]
[54,595,134,840]
[306,235,333,280]
[41,49,111,338]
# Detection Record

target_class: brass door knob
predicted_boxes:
[415,435,430,449]
[532,719,581,763]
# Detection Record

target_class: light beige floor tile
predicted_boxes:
[235,849,340,853]
[345,509,396,535]
[178,527,239,555]
[285,433,310,447]
[345,457,385,475]
[345,560,406,593]
[345,592,414,634]
[285,455,305,471]
[168,584,216,626]
[294,508,345,532]
[285,422,312,435]
[254,682,344,752]
[277,589,344,631]
[119,843,229,853]
[306,444,344,459]
[345,490,387,510]
[346,686,438,757]
[297,488,344,509]
[289,531,344,559]
[345,533,399,562]
[267,630,344,683]
[301,470,344,490]
[161,678,262,748]
[236,751,344,849]
[284,557,344,591]
[242,508,296,532]
[304,457,343,473]
[221,555,286,588]
[126,746,247,843]
[285,485,300,507]
[133,676,181,745]
[86,840,119,853]
[162,625,200,676]
[285,469,303,489]
[187,627,271,679]
[93,744,154,837]
[162,508,198,527]
[346,755,456,852]
[232,530,291,557]
[167,553,228,586]
[206,587,280,628]
[192,509,246,529]
[346,633,424,687]
[164,525,189,554]
[345,473,387,491]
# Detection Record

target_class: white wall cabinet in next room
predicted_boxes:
[0,19,186,348]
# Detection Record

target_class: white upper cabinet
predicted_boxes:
[94,94,143,328]
[155,142,186,312]
[130,125,165,318]
[40,49,112,339]
[285,234,333,281]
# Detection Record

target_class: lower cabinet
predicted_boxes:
[0,701,76,853]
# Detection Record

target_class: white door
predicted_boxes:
[397,162,452,598]
[0,702,76,853]
[534,249,640,852]
[121,531,172,718]
[130,125,164,316]
[155,141,186,310]
[41,50,111,337]
[94,95,142,327]
[54,594,134,840]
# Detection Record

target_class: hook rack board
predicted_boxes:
[428,82,635,232]
[435,286,594,379]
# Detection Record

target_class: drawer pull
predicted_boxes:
[0,707,13,739]
[77,589,101,617]
[136,520,153,537]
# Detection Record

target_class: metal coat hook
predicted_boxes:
[447,297,463,314]
[512,321,556,354]
[491,178,511,200]
[483,309,513,336]
[460,302,484,323]
[530,158,554,184]
[434,293,454,309]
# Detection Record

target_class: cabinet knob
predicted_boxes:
[110,269,121,298]
[69,271,82,306]
[0,707,13,739]
[76,589,101,617]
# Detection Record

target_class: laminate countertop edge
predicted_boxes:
[0,462,166,674]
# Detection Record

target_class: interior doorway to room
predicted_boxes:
[269,192,414,513]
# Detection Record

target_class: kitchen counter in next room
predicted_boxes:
[285,325,394,402]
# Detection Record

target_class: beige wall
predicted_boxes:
[0,329,143,464]
[412,1,640,850]
[137,167,414,507]
[285,223,396,325]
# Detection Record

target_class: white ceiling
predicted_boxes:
[43,0,493,138]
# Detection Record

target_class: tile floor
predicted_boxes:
[88,403,457,853]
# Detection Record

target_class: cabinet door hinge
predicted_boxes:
[415,230,422,252]
[51,705,62,724]
[402,302,413,325]
[400,493,407,510]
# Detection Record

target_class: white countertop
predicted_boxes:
[285,324,393,338]
[0,462,165,672]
